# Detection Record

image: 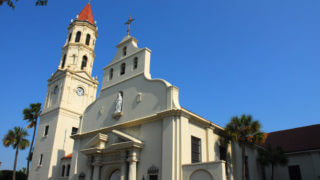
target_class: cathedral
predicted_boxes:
[29,3,263,180]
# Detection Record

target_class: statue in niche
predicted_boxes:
[114,92,123,114]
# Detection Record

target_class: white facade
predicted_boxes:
[29,4,266,180]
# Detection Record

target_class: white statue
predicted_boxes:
[114,93,123,114]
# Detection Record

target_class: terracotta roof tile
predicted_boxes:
[61,153,72,160]
[77,3,94,25]
[264,124,320,153]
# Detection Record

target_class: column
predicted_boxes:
[86,156,93,180]
[127,150,138,180]
[120,151,127,180]
[92,155,102,180]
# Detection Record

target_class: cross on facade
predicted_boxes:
[125,15,135,35]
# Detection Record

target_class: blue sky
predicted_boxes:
[1,0,320,171]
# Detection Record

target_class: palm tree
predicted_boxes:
[225,114,265,180]
[2,127,30,180]
[22,103,41,178]
[257,144,288,180]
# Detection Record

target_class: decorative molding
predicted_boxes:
[136,93,142,103]
[72,108,224,139]
[148,165,159,174]
[112,112,123,119]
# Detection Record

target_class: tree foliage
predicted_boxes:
[22,103,41,179]
[0,0,47,9]
[225,114,266,180]
[257,144,288,180]
[2,127,29,180]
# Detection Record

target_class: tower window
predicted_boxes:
[66,164,70,176]
[109,68,113,80]
[61,165,65,177]
[120,63,126,75]
[81,56,88,70]
[85,34,91,45]
[39,154,43,166]
[44,125,49,136]
[68,33,72,42]
[123,46,127,56]
[133,57,138,69]
[191,136,201,163]
[61,55,66,69]
[53,86,59,95]
[71,127,78,135]
[75,31,81,42]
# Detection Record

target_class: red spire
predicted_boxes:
[78,3,95,25]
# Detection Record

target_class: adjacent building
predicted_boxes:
[264,124,320,180]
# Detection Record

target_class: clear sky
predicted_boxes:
[1,0,319,171]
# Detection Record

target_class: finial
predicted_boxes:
[88,0,91,4]
[125,14,135,35]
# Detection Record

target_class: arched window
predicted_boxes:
[53,86,59,95]
[109,169,120,180]
[68,33,72,42]
[109,68,113,80]
[120,63,126,75]
[123,46,127,56]
[61,165,65,177]
[81,56,87,70]
[85,34,91,45]
[133,57,138,69]
[61,55,66,69]
[75,31,81,42]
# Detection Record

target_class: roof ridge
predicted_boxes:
[268,124,320,134]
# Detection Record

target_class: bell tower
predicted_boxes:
[29,3,99,180]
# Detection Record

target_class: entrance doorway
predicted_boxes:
[109,169,120,180]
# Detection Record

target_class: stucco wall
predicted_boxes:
[230,143,264,180]
[265,151,320,180]
[182,161,226,180]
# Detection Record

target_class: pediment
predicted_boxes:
[83,133,108,149]
[111,129,142,144]
[48,69,98,84]
[49,69,65,81]
[73,70,95,81]
[81,130,143,155]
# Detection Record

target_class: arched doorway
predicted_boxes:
[109,169,120,180]
[190,169,213,180]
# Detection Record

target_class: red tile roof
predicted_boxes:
[265,124,320,153]
[61,153,72,160]
[77,3,94,25]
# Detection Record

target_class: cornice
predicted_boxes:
[49,69,98,85]
[180,108,224,131]
[62,43,96,57]
[68,21,98,37]
[72,108,224,140]
[41,106,82,118]
[116,36,138,48]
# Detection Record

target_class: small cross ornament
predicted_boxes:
[125,14,135,35]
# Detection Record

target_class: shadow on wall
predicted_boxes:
[216,136,233,180]
[48,149,65,180]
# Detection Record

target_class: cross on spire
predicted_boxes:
[125,14,135,35]
[88,0,91,4]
